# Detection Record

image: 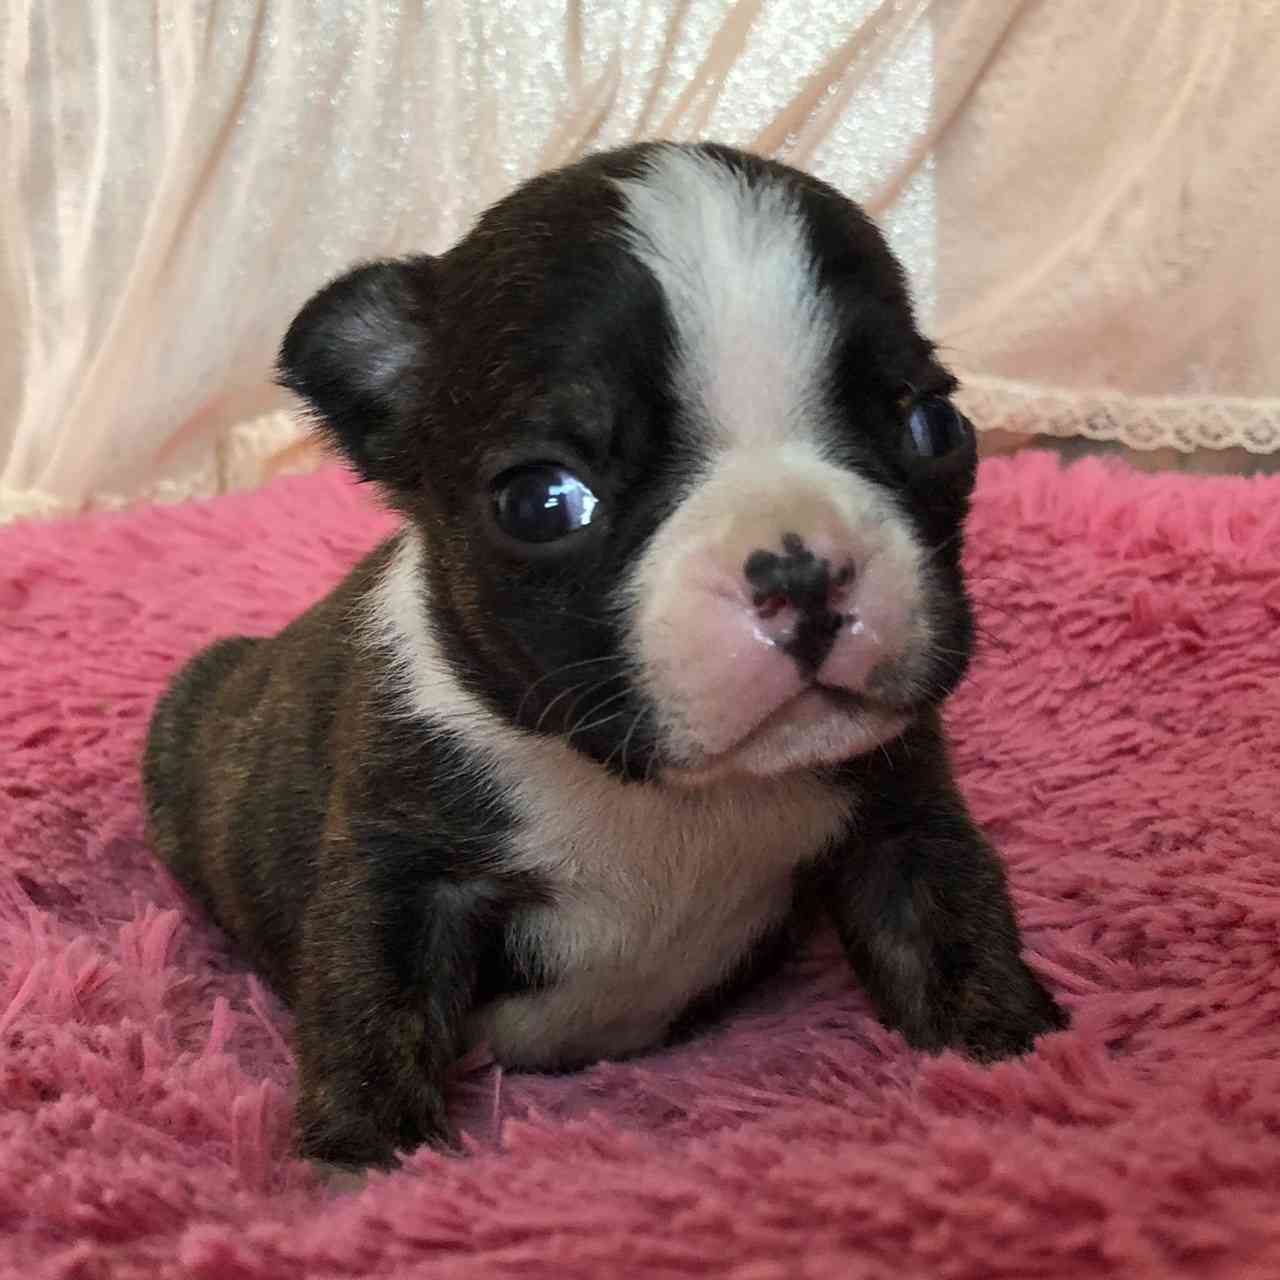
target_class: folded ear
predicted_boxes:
[277,256,436,485]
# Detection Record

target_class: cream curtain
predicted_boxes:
[2,1,1277,520]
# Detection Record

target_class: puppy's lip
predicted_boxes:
[807,683,913,720]
[660,684,911,787]
[811,683,875,712]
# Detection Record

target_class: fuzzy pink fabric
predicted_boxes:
[3,453,1279,1278]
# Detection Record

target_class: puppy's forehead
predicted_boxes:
[442,145,919,461]
[612,146,840,453]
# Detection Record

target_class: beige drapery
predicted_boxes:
[2,1,1277,520]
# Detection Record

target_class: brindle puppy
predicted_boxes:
[144,142,1066,1171]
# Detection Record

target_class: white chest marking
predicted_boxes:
[613,145,839,456]
[365,531,853,1068]
[472,746,851,1068]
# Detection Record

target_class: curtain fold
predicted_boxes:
[1,0,1276,519]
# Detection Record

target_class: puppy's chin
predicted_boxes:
[660,690,912,788]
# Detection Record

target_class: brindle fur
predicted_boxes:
[143,142,1066,1170]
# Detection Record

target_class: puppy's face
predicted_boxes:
[280,143,977,783]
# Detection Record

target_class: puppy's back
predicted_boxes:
[143,546,391,996]
[144,634,265,891]
[144,633,302,987]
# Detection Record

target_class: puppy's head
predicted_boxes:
[279,142,977,784]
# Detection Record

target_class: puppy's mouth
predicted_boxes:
[810,684,877,713]
[661,684,912,788]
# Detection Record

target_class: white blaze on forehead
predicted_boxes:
[613,146,838,451]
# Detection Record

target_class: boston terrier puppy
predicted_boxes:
[144,141,1066,1171]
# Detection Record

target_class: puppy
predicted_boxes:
[144,141,1066,1171]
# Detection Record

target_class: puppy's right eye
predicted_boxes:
[491,465,599,544]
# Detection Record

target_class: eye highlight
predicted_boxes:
[491,464,599,544]
[904,395,971,459]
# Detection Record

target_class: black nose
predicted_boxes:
[743,533,851,674]
[745,532,846,616]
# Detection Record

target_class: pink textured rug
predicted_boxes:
[3,453,1279,1278]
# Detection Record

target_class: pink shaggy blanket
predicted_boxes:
[3,453,1279,1279]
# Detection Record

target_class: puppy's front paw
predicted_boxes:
[311,1160,372,1196]
[295,1106,401,1172]
[826,776,1069,1067]
[294,1079,458,1172]
[894,952,1067,1062]
[946,956,1068,1061]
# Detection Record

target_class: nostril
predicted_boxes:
[753,591,788,620]
[828,561,857,611]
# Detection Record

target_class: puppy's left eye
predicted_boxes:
[905,395,971,458]
[492,465,599,544]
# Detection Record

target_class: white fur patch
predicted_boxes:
[365,530,854,1068]
[614,146,839,453]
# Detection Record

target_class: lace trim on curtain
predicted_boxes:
[5,381,1280,523]
[959,377,1280,455]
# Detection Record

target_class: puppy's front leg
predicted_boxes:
[292,841,509,1170]
[828,728,1067,1060]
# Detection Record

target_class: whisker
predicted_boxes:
[920,530,964,568]
[515,654,623,722]
[565,686,634,739]
[620,708,646,778]
[561,671,631,731]
[972,624,1013,657]
[532,682,586,735]
[602,717,627,772]
[568,708,629,739]
[533,671,627,734]
[533,608,618,630]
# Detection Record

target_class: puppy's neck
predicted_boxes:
[363,528,628,787]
